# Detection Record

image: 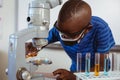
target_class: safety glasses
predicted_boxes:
[54,21,91,42]
[59,29,85,42]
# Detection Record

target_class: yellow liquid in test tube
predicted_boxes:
[94,53,100,76]
[94,64,100,76]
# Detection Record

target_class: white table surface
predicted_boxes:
[75,71,120,80]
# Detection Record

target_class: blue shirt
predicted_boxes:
[47,16,115,72]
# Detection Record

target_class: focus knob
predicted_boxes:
[16,67,31,80]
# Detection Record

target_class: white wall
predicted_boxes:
[84,0,120,45]
[0,0,16,80]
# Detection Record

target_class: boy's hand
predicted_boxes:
[53,69,76,80]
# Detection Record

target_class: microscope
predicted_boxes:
[7,0,62,80]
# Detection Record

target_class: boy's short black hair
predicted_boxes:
[58,0,91,26]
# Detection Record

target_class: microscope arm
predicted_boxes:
[7,0,62,80]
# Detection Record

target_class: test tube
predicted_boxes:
[85,53,91,76]
[77,53,82,72]
[104,53,109,75]
[94,53,100,76]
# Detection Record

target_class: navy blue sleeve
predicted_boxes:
[47,27,60,44]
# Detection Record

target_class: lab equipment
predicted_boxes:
[16,67,31,80]
[75,52,120,79]
[75,71,120,80]
[28,57,52,66]
[111,53,119,71]
[77,53,82,72]
[85,53,91,76]
[104,53,109,75]
[7,0,62,80]
[94,53,100,76]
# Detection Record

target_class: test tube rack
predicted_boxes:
[75,71,120,80]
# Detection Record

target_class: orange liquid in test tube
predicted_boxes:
[94,53,100,76]
[94,64,100,76]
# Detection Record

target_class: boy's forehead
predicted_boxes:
[58,18,85,34]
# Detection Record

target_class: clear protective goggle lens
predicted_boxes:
[59,30,85,42]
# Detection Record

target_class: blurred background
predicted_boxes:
[0,0,120,80]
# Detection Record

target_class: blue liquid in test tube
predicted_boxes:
[104,54,109,75]
[85,53,91,76]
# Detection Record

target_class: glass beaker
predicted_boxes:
[94,53,100,76]
[85,53,91,76]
